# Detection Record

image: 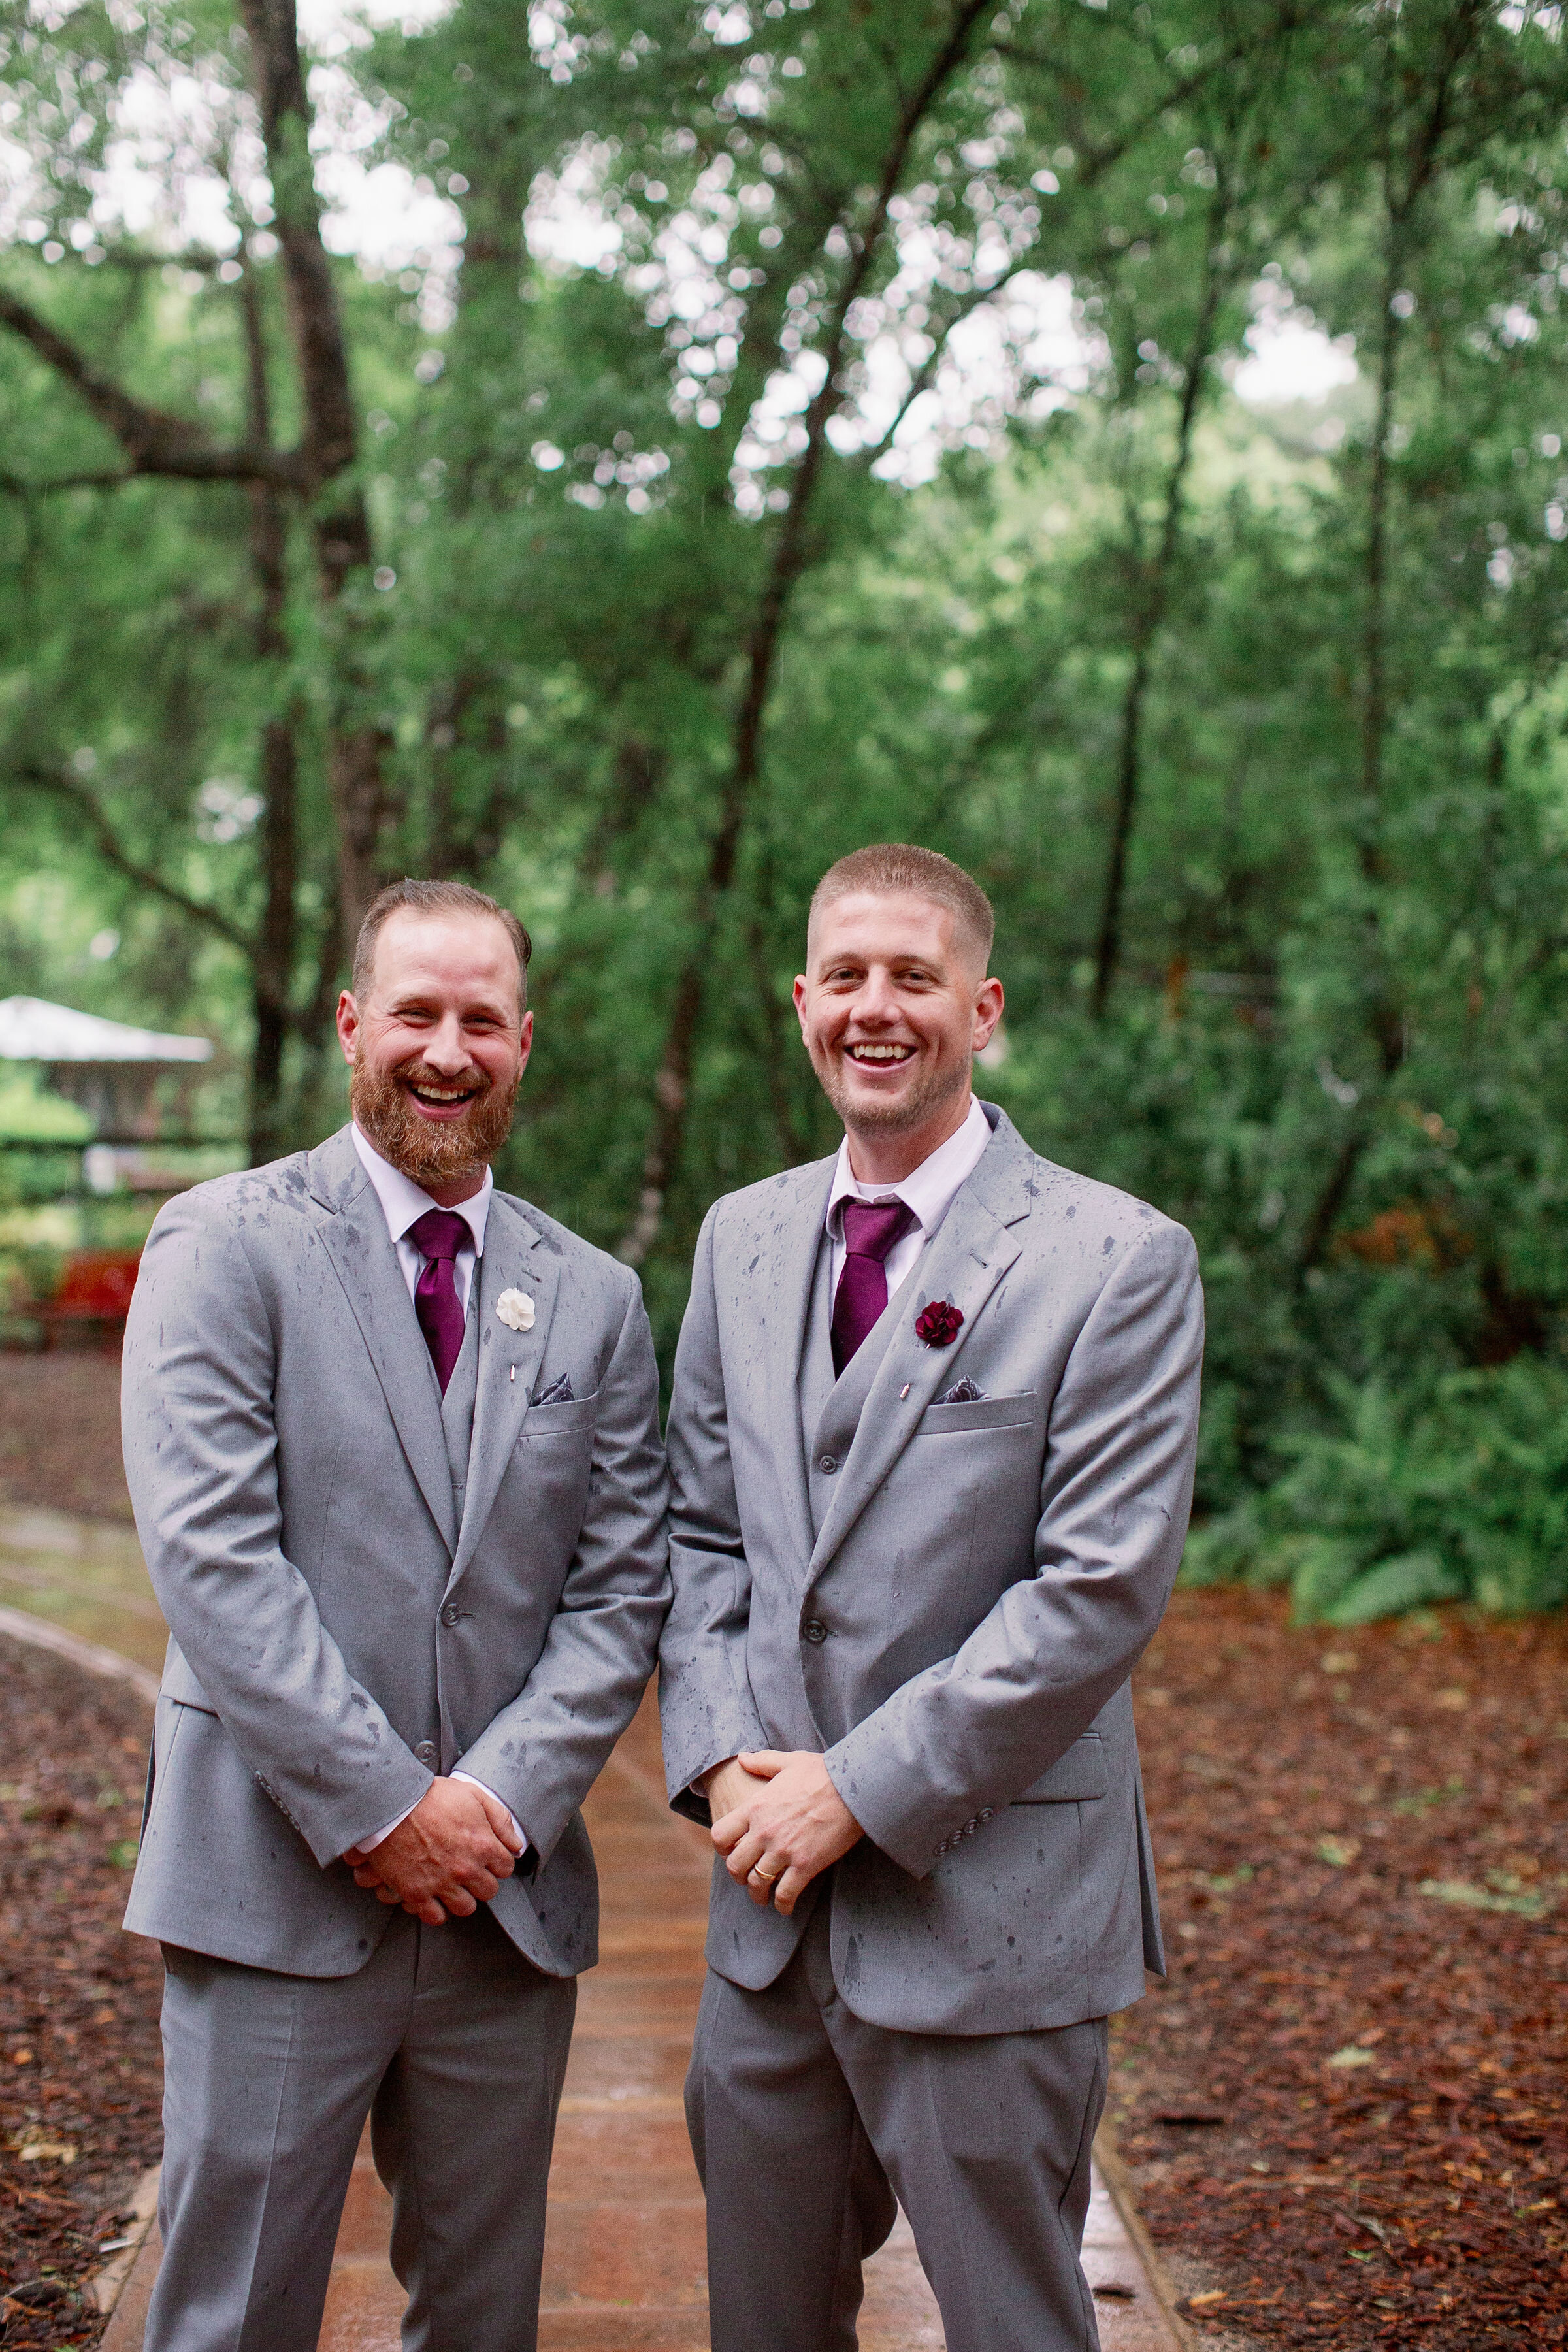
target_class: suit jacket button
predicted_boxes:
[934,1841,947,1855]
[979,1808,993,1822]
[802,1618,827,1644]
[440,1603,461,1628]
[414,1740,437,1764]
[818,1454,838,1474]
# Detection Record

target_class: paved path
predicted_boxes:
[316,1695,945,2352]
[0,1503,166,1677]
[101,1692,1184,2352]
[0,1509,1187,2350]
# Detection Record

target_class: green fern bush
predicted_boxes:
[1181,1360,1568,1621]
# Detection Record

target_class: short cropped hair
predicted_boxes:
[353,879,533,1013]
[808,844,995,972]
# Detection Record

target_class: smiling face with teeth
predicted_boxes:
[794,889,1004,1183]
[336,909,532,1204]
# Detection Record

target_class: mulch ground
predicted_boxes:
[0,1636,161,2350]
[1117,1588,1568,2349]
[0,1354,131,1524]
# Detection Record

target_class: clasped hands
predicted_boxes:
[342,1777,523,1927]
[704,1750,864,1916]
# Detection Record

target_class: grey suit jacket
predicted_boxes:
[659,1105,1202,2036]
[121,1126,669,1980]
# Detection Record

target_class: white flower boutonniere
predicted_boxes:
[495,1288,536,1333]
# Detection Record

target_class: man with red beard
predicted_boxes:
[120,878,668,2352]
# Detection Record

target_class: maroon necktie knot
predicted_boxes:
[830,1198,919,1376]
[408,1207,471,1395]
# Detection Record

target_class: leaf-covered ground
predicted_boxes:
[0,1354,131,1526]
[0,1637,161,2351]
[1115,1589,1568,2348]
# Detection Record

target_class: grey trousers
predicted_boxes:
[146,1905,576,2352]
[687,1899,1107,2352]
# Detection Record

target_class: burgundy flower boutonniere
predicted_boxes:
[915,1299,964,1348]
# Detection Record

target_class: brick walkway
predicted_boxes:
[91,1680,1183,2349]
[313,1692,943,2351]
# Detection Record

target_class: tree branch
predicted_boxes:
[997,24,1277,176]
[854,4,1314,475]
[103,245,230,275]
[0,468,135,495]
[853,248,1084,470]
[7,766,257,958]
[0,286,308,489]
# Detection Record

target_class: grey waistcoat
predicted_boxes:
[804,1235,919,1537]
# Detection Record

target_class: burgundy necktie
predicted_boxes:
[408,1207,470,1396]
[830,1199,919,1376]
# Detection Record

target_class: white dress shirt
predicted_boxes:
[825,1093,992,1303]
[349,1125,524,1863]
[351,1124,492,1313]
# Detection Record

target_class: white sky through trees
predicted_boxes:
[1,0,1360,502]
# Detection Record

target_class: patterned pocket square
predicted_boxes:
[533,1373,574,1406]
[939,1376,985,1405]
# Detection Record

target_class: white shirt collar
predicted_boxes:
[351,1123,492,1257]
[825,1094,992,1243]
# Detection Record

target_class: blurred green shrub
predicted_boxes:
[1182,1361,1568,1620]
[0,1071,92,1144]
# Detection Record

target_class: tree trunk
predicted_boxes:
[746,843,811,1168]
[1294,1126,1365,1286]
[250,715,297,1162]
[1294,232,1404,1279]
[238,249,300,1165]
[1295,25,1475,1277]
[237,0,388,948]
[614,0,994,1264]
[1091,199,1230,1017]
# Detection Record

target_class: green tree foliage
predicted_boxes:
[4,0,1568,1610]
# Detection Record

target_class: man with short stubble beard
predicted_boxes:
[120,878,668,2352]
[659,844,1204,2352]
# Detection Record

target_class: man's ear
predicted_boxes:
[792,975,809,1039]
[336,989,360,1067]
[972,976,1004,1053]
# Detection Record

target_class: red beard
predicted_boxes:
[351,1052,519,1189]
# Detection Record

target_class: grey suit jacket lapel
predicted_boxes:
[308,1128,458,1554]
[447,1193,561,1590]
[747,1160,834,1577]
[806,1112,1034,1580]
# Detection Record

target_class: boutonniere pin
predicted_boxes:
[915,1299,964,1348]
[495,1288,536,1333]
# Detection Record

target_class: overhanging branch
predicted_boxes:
[7,765,257,959]
[0,468,135,496]
[0,287,308,491]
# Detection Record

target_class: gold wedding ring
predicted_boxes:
[750,1862,782,1882]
